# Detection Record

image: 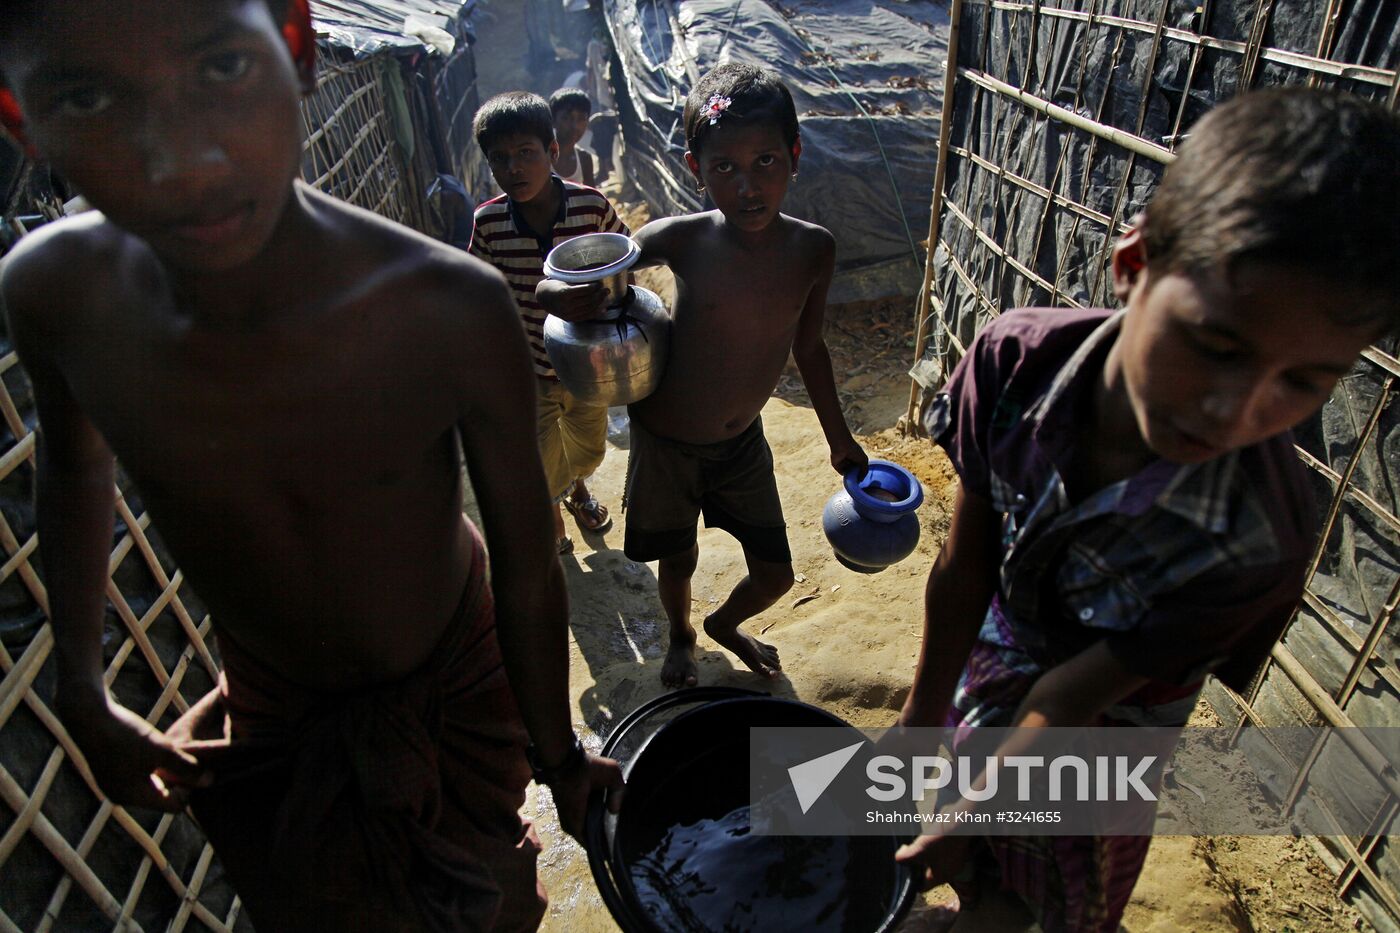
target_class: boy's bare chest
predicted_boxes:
[675,253,810,333]
[65,303,451,506]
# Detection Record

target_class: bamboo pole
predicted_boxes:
[0,766,133,928]
[1297,590,1400,698]
[1309,0,1346,87]
[0,628,52,727]
[944,199,1062,297]
[0,751,64,866]
[0,504,49,617]
[35,800,112,932]
[1307,380,1393,584]
[1239,0,1278,91]
[1292,446,1400,538]
[1337,801,1399,900]
[984,1,1395,90]
[1337,577,1400,706]
[1283,577,1400,815]
[904,0,964,431]
[1269,645,1400,801]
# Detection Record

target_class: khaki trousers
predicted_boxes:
[536,377,607,502]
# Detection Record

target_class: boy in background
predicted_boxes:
[549,86,597,189]
[541,64,867,687]
[470,91,624,554]
[583,26,619,185]
[897,88,1400,932]
[0,1,620,929]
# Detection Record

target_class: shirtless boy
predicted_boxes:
[541,63,866,687]
[549,87,596,188]
[0,1,619,929]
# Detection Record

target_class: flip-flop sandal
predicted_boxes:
[557,535,575,555]
[563,494,613,533]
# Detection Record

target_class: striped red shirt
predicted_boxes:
[469,177,629,378]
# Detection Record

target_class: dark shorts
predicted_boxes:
[623,415,791,563]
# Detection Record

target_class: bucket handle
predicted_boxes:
[584,686,766,931]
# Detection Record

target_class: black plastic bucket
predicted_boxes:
[586,687,915,932]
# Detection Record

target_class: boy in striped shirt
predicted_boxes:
[470,92,628,554]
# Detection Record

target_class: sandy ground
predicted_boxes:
[461,4,1371,927]
[459,200,1369,930]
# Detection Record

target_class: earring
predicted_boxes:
[697,183,706,193]
[790,171,798,185]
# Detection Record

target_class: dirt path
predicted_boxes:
[463,195,1368,929]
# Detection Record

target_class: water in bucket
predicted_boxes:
[593,692,913,933]
[628,805,857,931]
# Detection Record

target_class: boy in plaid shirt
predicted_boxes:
[898,88,1400,932]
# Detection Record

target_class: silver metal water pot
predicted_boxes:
[542,233,670,406]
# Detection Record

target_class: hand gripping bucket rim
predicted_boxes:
[585,687,916,933]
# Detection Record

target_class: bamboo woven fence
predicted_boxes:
[303,54,426,233]
[0,47,429,931]
[909,0,1400,928]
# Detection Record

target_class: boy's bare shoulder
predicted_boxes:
[638,211,718,234]
[0,212,141,338]
[634,210,721,254]
[304,186,515,326]
[309,187,497,286]
[777,213,835,259]
[289,192,527,413]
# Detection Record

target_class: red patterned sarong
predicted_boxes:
[167,524,546,932]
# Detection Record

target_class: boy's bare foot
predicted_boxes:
[703,615,781,678]
[661,627,698,687]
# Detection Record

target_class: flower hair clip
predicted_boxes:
[704,94,733,125]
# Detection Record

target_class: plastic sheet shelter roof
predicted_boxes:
[312,0,477,57]
[305,0,488,239]
[604,0,949,303]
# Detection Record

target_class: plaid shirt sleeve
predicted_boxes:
[923,328,998,501]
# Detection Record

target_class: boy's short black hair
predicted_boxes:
[1,0,292,40]
[473,91,554,153]
[1,0,294,79]
[1143,87,1400,330]
[683,63,798,158]
[549,87,591,118]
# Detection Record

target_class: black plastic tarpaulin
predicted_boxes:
[307,0,487,239]
[312,0,477,58]
[604,0,949,303]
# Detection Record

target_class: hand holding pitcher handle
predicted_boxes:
[536,277,610,322]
